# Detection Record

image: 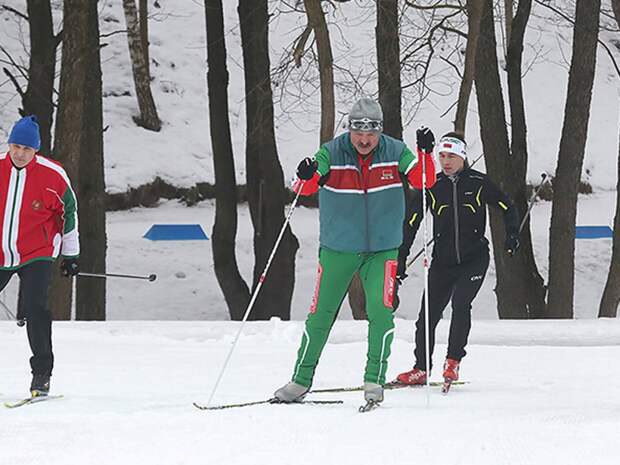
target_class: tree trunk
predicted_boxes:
[454,0,482,134]
[376,0,402,140]
[598,127,620,318]
[238,0,299,320]
[303,0,334,145]
[139,0,150,78]
[23,0,59,156]
[504,0,513,45]
[51,0,106,321]
[205,0,251,320]
[75,0,106,321]
[547,0,601,319]
[598,0,620,318]
[474,0,529,319]
[503,0,547,318]
[122,0,161,131]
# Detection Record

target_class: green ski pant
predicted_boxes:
[291,247,398,387]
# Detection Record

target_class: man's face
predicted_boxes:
[9,143,36,168]
[439,152,465,176]
[350,130,380,156]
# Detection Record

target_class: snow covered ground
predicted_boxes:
[1,320,619,465]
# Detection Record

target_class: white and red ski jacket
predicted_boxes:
[0,152,79,270]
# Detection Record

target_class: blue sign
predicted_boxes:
[144,224,209,241]
[575,226,613,239]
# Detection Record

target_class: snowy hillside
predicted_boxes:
[0,0,619,192]
[0,1,617,322]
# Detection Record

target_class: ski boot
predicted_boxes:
[441,359,460,394]
[359,382,383,413]
[272,381,309,403]
[394,367,428,386]
[30,373,50,397]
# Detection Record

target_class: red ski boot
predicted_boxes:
[395,367,428,386]
[442,358,460,393]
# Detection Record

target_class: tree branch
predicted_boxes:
[1,4,28,21]
[293,25,312,68]
[3,67,25,99]
[534,0,620,79]
[405,0,465,11]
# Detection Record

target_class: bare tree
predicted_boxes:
[474,0,545,319]
[122,0,161,131]
[377,0,402,140]
[238,0,300,320]
[303,0,335,144]
[503,0,547,318]
[598,0,620,318]
[50,0,106,321]
[454,0,482,134]
[547,0,601,319]
[139,0,150,78]
[22,0,61,156]
[205,0,251,320]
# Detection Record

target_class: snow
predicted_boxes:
[1,319,620,465]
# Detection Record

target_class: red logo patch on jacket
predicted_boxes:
[32,200,43,211]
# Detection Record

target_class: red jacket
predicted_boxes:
[0,152,79,270]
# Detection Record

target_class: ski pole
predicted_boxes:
[78,272,157,282]
[518,172,551,234]
[204,185,305,409]
[421,149,432,406]
[405,152,485,271]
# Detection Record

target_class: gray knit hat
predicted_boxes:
[349,97,383,123]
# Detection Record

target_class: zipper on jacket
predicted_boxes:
[360,166,370,252]
[451,176,462,264]
[7,169,21,267]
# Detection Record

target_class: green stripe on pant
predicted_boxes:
[292,247,398,387]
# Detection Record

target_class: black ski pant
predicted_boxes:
[0,260,54,376]
[413,252,489,372]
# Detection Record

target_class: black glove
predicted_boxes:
[416,127,435,153]
[296,157,318,180]
[504,235,520,257]
[60,258,79,277]
[396,256,408,284]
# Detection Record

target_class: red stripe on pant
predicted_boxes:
[383,259,397,308]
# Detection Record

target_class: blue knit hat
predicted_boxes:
[8,115,41,151]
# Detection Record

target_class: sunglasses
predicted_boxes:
[349,118,383,132]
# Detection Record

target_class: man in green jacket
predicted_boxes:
[273,98,437,406]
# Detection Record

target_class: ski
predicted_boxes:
[358,400,381,413]
[193,397,343,411]
[4,394,64,409]
[311,380,467,394]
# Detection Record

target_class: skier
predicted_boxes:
[1,115,80,396]
[394,132,519,388]
[273,97,436,407]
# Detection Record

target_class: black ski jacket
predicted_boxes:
[399,168,519,267]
